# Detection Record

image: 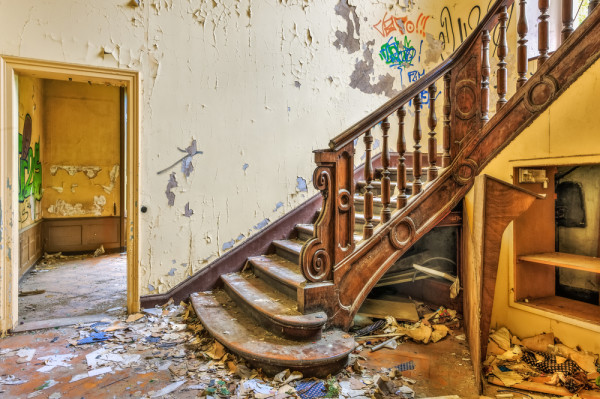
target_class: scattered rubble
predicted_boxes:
[1,298,471,398]
[485,326,600,396]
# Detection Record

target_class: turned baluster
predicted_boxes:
[427,84,438,181]
[380,117,391,223]
[590,0,600,13]
[497,6,509,111]
[538,0,550,67]
[396,106,408,209]
[442,73,451,167]
[481,30,490,122]
[363,129,374,239]
[562,0,574,43]
[517,0,529,88]
[412,95,423,195]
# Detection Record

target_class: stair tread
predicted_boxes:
[296,223,363,243]
[272,239,303,255]
[191,291,355,370]
[248,254,306,288]
[222,272,326,329]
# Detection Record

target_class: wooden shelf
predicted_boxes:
[517,295,600,325]
[518,252,600,274]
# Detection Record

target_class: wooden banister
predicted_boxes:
[325,0,516,152]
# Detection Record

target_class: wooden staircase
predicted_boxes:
[191,0,600,377]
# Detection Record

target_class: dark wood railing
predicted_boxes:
[299,0,599,282]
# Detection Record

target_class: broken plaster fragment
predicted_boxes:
[50,165,102,179]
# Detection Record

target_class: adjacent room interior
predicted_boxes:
[16,74,128,329]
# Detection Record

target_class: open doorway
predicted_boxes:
[0,57,140,333]
[15,76,127,329]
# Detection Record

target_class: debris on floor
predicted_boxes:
[485,326,600,396]
[1,298,474,398]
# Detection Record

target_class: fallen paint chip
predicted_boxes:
[88,366,113,377]
[151,380,185,397]
[126,313,145,323]
[16,348,36,362]
[37,354,77,372]
[0,375,27,385]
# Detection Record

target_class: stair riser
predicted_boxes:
[374,168,430,181]
[355,201,401,214]
[222,282,322,341]
[297,230,313,242]
[275,246,300,265]
[252,266,299,301]
[244,353,350,378]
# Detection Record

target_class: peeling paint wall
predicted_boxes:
[17,76,44,229]
[1,0,514,295]
[41,80,121,219]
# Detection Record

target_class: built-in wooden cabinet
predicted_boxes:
[513,165,600,326]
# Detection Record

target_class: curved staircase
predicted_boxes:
[192,0,600,377]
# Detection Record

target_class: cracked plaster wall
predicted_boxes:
[41,80,121,219]
[1,0,516,295]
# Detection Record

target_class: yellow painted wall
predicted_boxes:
[17,76,43,230]
[463,57,600,354]
[41,80,120,219]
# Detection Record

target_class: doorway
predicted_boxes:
[0,56,140,333]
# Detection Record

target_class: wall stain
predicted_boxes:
[183,202,194,217]
[349,40,399,98]
[333,0,361,54]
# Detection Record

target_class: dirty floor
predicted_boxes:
[0,301,482,399]
[18,252,127,327]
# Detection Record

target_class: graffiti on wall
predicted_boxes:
[373,12,430,38]
[19,114,42,204]
[438,2,514,59]
[379,36,418,70]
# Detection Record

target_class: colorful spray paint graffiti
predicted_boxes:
[379,36,417,70]
[19,114,42,203]
[406,70,442,108]
[373,12,430,38]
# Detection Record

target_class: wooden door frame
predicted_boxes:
[0,56,141,332]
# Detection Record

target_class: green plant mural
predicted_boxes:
[18,114,42,203]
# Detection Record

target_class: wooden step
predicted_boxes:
[272,239,303,264]
[221,272,327,340]
[296,223,362,243]
[191,291,355,377]
[295,223,314,241]
[247,254,306,300]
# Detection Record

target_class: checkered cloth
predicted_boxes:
[522,350,588,393]
[296,380,327,399]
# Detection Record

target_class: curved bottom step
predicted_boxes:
[190,291,355,377]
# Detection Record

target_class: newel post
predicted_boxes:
[300,143,355,282]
